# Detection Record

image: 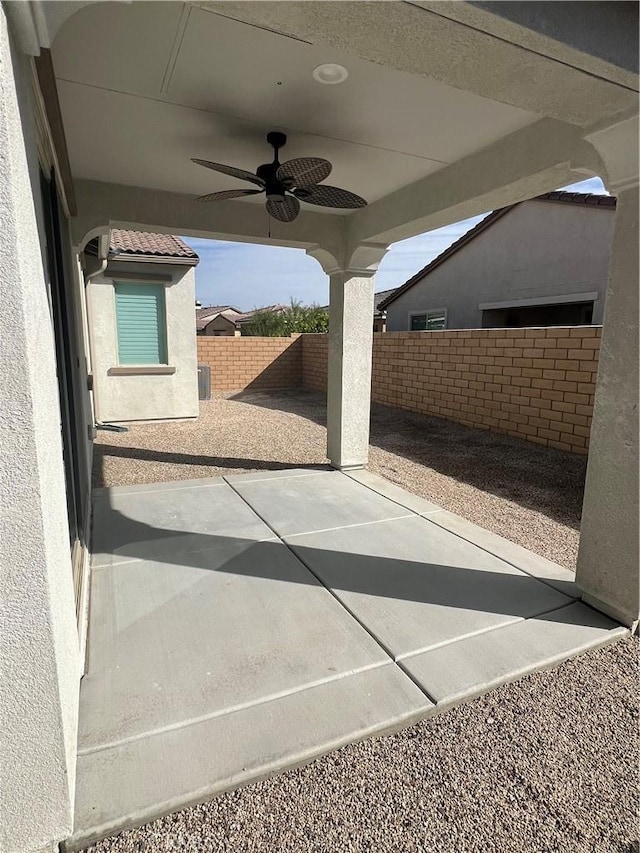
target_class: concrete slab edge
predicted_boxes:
[581,591,640,632]
[343,468,444,516]
[67,607,628,853]
[423,622,629,716]
[424,511,578,599]
[65,704,434,852]
[222,466,332,485]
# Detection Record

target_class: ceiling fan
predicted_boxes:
[191,131,367,223]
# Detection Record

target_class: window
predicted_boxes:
[410,310,447,331]
[114,282,167,364]
[481,301,594,329]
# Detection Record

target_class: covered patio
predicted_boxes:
[1,3,637,852]
[73,466,625,847]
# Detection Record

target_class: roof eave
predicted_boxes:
[108,252,199,267]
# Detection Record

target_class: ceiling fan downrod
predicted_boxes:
[258,132,289,203]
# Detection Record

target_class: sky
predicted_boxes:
[182,176,607,311]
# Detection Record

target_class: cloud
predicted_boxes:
[181,177,608,306]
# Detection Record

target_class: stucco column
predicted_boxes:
[1,10,79,852]
[327,270,376,469]
[575,184,639,628]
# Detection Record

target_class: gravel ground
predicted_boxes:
[89,390,639,853]
[95,390,587,568]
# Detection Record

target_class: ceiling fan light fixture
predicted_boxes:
[312,63,348,85]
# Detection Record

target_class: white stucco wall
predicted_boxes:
[386,200,615,330]
[0,10,79,852]
[88,262,199,422]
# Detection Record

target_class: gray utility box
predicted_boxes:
[197,364,211,400]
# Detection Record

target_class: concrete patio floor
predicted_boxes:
[71,467,628,849]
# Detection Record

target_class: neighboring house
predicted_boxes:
[373,288,397,332]
[196,303,288,335]
[380,192,616,331]
[85,230,200,422]
[322,290,396,332]
[196,305,243,336]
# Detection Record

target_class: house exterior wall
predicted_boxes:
[386,201,615,331]
[301,328,600,454]
[200,315,239,336]
[88,263,199,422]
[0,11,79,850]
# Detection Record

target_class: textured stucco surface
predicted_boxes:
[576,186,640,627]
[327,274,374,469]
[386,200,615,331]
[88,263,199,422]
[0,11,79,852]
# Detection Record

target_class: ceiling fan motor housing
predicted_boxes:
[257,160,290,204]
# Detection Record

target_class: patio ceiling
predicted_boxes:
[52,2,540,208]
[36,1,638,256]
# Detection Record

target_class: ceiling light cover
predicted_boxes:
[313,63,349,85]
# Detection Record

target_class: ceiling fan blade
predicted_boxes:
[266,195,300,223]
[196,189,263,202]
[294,184,367,209]
[276,157,332,186]
[191,158,265,187]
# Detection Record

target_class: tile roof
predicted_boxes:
[378,190,616,311]
[195,304,288,331]
[235,305,288,323]
[196,305,242,331]
[536,190,616,207]
[109,230,199,260]
[373,289,398,316]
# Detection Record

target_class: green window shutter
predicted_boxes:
[114,282,167,365]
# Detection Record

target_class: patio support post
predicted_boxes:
[327,271,375,469]
[575,122,639,629]
[325,244,388,470]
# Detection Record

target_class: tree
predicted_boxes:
[241,299,328,336]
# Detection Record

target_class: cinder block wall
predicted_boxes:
[301,334,329,391]
[197,335,302,391]
[301,327,601,455]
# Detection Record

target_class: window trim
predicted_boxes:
[112,280,170,367]
[108,366,176,376]
[408,308,448,331]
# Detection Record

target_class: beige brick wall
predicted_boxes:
[301,328,601,455]
[198,329,600,454]
[197,335,302,391]
[301,334,328,391]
